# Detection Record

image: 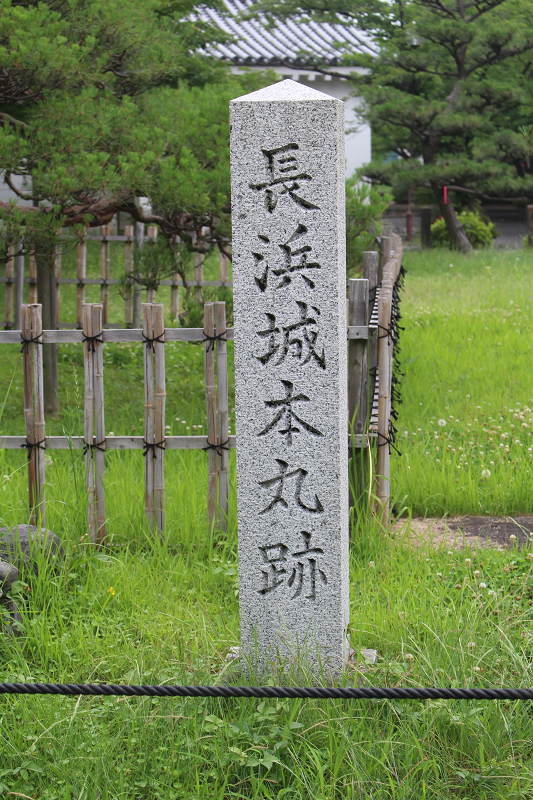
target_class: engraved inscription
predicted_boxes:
[257,380,323,445]
[255,301,326,370]
[250,143,320,213]
[258,532,327,599]
[253,225,321,292]
[258,458,324,515]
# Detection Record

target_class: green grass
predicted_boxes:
[0,246,533,798]
[393,247,533,517]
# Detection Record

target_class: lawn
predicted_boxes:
[0,246,532,798]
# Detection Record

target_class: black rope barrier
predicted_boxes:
[0,682,532,701]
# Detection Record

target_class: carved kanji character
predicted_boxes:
[258,459,324,515]
[257,380,323,445]
[250,143,319,213]
[255,301,326,370]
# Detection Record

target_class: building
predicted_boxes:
[201,0,372,177]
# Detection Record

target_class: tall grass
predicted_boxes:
[0,247,532,797]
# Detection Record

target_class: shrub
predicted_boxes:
[431,211,498,249]
[346,177,392,276]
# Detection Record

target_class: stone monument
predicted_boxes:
[230,80,349,677]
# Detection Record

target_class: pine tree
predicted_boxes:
[246,0,533,250]
[0,0,265,410]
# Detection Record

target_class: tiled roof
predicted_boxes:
[199,0,373,67]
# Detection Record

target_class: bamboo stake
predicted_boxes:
[376,290,391,522]
[83,304,96,540]
[5,244,14,330]
[100,226,110,325]
[54,243,61,327]
[124,225,134,327]
[76,236,86,328]
[21,305,37,523]
[30,303,46,523]
[153,303,166,535]
[194,252,204,302]
[215,301,228,530]
[92,304,106,544]
[28,253,37,304]
[143,303,155,532]
[204,302,218,530]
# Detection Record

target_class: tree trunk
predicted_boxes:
[431,183,472,252]
[36,249,59,414]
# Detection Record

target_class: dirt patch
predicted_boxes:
[391,516,533,551]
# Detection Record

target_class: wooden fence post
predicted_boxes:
[124,225,134,327]
[92,303,105,543]
[146,226,158,304]
[21,305,37,523]
[204,302,218,530]
[5,244,14,330]
[215,301,228,529]
[219,249,229,284]
[14,243,24,332]
[142,303,155,532]
[378,236,392,285]
[77,235,86,329]
[30,303,46,523]
[170,235,180,322]
[421,207,432,248]
[153,303,166,535]
[83,304,96,539]
[54,243,61,327]
[194,253,204,302]
[28,253,37,305]
[348,278,369,507]
[100,226,110,325]
[133,223,143,329]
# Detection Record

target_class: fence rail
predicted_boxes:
[0,236,403,533]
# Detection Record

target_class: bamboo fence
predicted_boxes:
[0,236,403,532]
[1,225,233,330]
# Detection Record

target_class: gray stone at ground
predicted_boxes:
[0,559,19,593]
[230,80,349,677]
[0,525,64,576]
[1,599,23,636]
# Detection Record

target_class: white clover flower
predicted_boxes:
[404,653,414,662]
[3,475,10,482]
[473,570,481,577]
[479,582,487,589]
[369,561,375,568]
[181,420,186,424]
[474,666,481,673]
[438,419,446,427]
[481,468,491,478]
[465,558,472,565]
[468,642,475,650]
[108,432,114,437]
[436,572,442,578]
[44,456,53,467]
[488,589,496,596]
[510,534,517,541]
